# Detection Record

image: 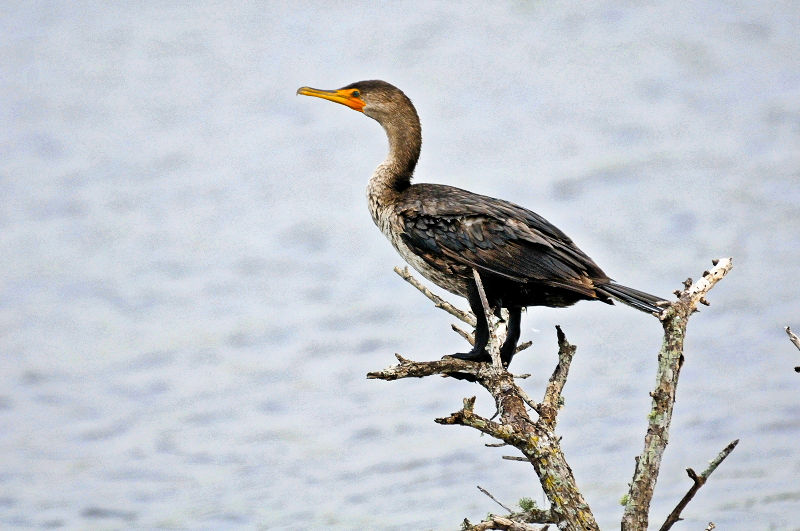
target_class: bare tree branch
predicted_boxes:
[786,326,800,350]
[785,326,800,372]
[462,515,550,531]
[515,340,533,354]
[472,268,505,369]
[516,386,542,414]
[370,331,597,528]
[372,259,734,530]
[539,325,576,428]
[621,258,734,531]
[453,323,476,345]
[658,439,739,531]
[394,266,476,326]
[367,355,482,380]
[462,495,557,531]
[477,485,514,513]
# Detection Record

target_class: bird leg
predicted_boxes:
[499,306,522,365]
[448,298,522,367]
[447,281,492,363]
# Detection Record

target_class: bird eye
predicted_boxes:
[351,90,361,98]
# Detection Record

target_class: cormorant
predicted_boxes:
[297,80,665,365]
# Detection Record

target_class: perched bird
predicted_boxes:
[297,80,665,365]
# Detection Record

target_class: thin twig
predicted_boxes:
[394,266,476,326]
[539,325,576,427]
[785,326,800,372]
[674,258,733,317]
[478,485,514,513]
[453,324,476,345]
[472,268,503,369]
[502,456,530,462]
[658,439,739,531]
[517,386,542,414]
[515,340,533,354]
[786,326,800,350]
[435,397,507,438]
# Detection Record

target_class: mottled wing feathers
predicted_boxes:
[396,184,608,295]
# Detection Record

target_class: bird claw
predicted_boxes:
[446,348,517,367]
[444,350,492,363]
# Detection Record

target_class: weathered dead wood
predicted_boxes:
[462,515,551,531]
[658,439,739,531]
[785,326,800,372]
[369,259,735,530]
[369,269,595,529]
[467,484,556,530]
[394,266,476,326]
[621,258,734,530]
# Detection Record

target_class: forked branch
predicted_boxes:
[658,439,740,531]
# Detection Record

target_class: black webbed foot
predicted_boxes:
[499,343,516,366]
[445,349,492,363]
[443,285,523,381]
[499,307,522,366]
[442,350,489,382]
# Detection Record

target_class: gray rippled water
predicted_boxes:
[2,2,799,529]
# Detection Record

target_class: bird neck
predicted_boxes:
[370,108,421,193]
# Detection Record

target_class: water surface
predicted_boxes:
[2,2,799,529]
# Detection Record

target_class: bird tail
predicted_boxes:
[596,282,667,314]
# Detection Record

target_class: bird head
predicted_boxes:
[297,80,412,124]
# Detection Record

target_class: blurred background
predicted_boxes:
[2,2,799,529]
